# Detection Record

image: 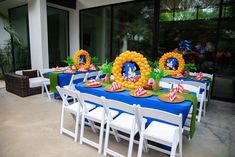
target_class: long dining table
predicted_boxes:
[75,83,196,138]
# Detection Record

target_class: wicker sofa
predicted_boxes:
[5,70,43,97]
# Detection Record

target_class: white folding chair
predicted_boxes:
[160,77,182,85]
[56,86,96,142]
[103,99,138,157]
[64,72,89,91]
[176,83,205,122]
[79,93,119,153]
[40,68,54,100]
[87,71,101,80]
[182,81,207,117]
[159,81,173,89]
[136,106,183,157]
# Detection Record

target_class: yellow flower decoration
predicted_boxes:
[159,52,185,76]
[73,49,91,70]
[112,51,151,89]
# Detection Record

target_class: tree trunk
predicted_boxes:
[105,73,111,84]
[153,80,160,91]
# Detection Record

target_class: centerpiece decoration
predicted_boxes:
[184,63,197,76]
[100,60,113,84]
[73,49,91,70]
[89,56,99,70]
[147,68,168,91]
[64,56,74,73]
[159,52,185,76]
[112,51,150,89]
[148,60,159,71]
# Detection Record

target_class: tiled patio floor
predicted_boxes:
[0,89,234,157]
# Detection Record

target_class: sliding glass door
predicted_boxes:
[9,5,31,71]
[47,7,69,67]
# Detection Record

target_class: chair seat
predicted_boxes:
[110,113,138,133]
[65,102,96,114]
[43,78,50,85]
[144,121,178,146]
[85,107,119,122]
[29,77,43,88]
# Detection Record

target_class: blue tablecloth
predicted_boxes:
[49,70,101,87]
[75,84,192,127]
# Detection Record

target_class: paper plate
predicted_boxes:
[63,71,75,74]
[190,77,207,81]
[104,86,125,92]
[83,82,102,88]
[172,88,190,94]
[129,90,152,98]
[158,94,185,103]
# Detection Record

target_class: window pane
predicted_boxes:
[80,7,111,64]
[112,1,154,59]
[47,7,69,67]
[9,5,31,70]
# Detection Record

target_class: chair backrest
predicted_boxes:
[78,92,105,113]
[202,72,213,80]
[68,73,88,89]
[88,71,101,80]
[160,77,182,84]
[181,83,200,98]
[189,72,196,76]
[159,81,172,89]
[39,68,54,78]
[56,86,79,107]
[104,99,136,115]
[136,105,182,127]
[183,80,207,92]
[189,72,213,81]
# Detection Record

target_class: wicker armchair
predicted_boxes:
[5,73,42,97]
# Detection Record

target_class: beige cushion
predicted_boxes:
[29,77,43,88]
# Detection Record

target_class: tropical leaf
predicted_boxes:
[147,68,167,80]
[100,60,112,74]
[184,63,197,72]
[64,56,74,66]
[91,56,99,64]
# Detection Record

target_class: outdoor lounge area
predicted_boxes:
[0,0,235,157]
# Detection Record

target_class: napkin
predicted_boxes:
[78,67,87,72]
[175,73,184,78]
[87,79,100,86]
[168,89,176,102]
[89,64,97,70]
[135,87,147,96]
[110,82,122,91]
[196,72,203,80]
[176,83,184,94]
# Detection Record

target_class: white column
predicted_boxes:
[28,0,49,69]
[69,7,79,57]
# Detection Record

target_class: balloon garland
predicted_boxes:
[73,49,91,70]
[112,51,151,89]
[159,52,185,76]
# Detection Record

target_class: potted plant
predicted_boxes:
[91,56,99,65]
[64,56,74,67]
[184,63,197,76]
[90,56,99,70]
[100,60,113,83]
[147,68,168,91]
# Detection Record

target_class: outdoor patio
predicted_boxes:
[0,88,234,157]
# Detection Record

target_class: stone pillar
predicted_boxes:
[28,0,49,69]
